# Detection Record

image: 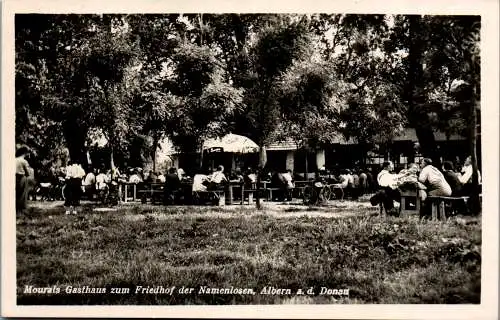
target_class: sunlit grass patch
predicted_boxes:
[17,204,481,305]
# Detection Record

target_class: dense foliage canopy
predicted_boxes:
[16,14,480,177]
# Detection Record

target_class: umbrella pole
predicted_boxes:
[199,142,204,170]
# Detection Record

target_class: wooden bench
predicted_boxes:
[265,187,282,201]
[427,196,470,221]
[241,189,257,204]
[399,189,422,217]
[192,190,225,206]
[227,183,244,205]
[138,183,164,204]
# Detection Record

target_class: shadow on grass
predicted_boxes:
[16,204,481,305]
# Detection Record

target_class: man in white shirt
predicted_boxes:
[128,172,143,184]
[82,168,96,200]
[372,161,401,215]
[458,156,481,196]
[96,170,109,191]
[280,170,294,201]
[192,174,208,192]
[459,156,481,184]
[210,166,226,183]
[157,173,166,183]
[377,161,399,190]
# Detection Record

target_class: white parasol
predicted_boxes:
[203,133,259,154]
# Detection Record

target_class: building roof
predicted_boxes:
[266,128,466,151]
[393,129,465,142]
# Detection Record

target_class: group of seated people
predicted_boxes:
[370,156,481,216]
[313,167,377,200]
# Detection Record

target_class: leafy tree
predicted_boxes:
[235,17,313,208]
[164,42,243,167]
[383,15,481,166]
[15,14,103,170]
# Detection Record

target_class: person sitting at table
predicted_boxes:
[192,172,209,192]
[442,161,462,196]
[243,168,257,189]
[458,156,481,196]
[95,168,110,201]
[365,167,375,193]
[129,169,143,184]
[418,158,452,217]
[397,163,427,205]
[177,168,186,181]
[350,169,360,200]
[418,158,452,197]
[338,169,349,189]
[230,169,244,184]
[207,165,227,191]
[397,163,420,187]
[82,167,97,200]
[346,169,354,191]
[157,172,166,183]
[370,161,401,216]
[269,170,285,201]
[164,167,181,205]
[310,170,327,204]
[281,169,294,202]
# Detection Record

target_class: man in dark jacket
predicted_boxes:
[442,161,462,196]
[164,167,181,205]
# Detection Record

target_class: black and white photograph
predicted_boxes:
[2,0,499,318]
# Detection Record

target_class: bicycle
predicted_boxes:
[303,181,345,205]
[303,182,333,205]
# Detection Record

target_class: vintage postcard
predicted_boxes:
[2,0,498,318]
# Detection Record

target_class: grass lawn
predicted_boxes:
[16,200,481,305]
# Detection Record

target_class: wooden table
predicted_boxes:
[399,188,422,216]
[329,183,345,200]
[227,182,244,205]
[118,183,138,203]
[293,180,309,199]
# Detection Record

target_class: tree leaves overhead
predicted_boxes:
[15,13,480,174]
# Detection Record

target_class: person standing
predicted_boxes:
[358,169,368,197]
[64,161,86,215]
[351,169,360,200]
[15,146,32,215]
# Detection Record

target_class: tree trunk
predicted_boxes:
[110,145,115,170]
[305,151,309,180]
[414,127,439,165]
[151,136,159,173]
[256,145,267,210]
[469,94,480,215]
[63,119,87,167]
[199,140,204,169]
[406,15,440,166]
